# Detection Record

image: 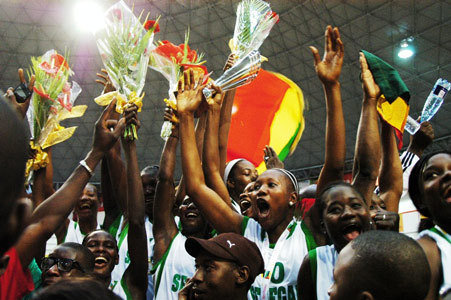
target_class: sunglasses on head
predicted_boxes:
[40,257,85,273]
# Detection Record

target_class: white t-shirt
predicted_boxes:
[242,217,317,300]
[64,219,100,243]
[152,232,195,300]
[309,244,338,300]
[418,226,451,297]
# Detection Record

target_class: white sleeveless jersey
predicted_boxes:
[419,226,451,297]
[64,219,100,243]
[242,217,317,300]
[152,232,195,300]
[309,244,338,300]
[110,215,155,300]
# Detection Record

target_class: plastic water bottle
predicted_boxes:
[405,78,450,135]
[420,78,450,122]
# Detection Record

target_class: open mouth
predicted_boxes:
[94,256,108,268]
[185,211,199,219]
[79,202,91,210]
[342,223,361,242]
[256,198,270,217]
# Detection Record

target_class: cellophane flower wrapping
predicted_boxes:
[95,0,156,139]
[231,0,278,59]
[149,34,208,140]
[26,49,86,179]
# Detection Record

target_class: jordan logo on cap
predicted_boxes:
[227,240,236,248]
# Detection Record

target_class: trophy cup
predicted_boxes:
[203,50,262,99]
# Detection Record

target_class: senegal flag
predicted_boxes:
[227,69,305,173]
[361,50,410,148]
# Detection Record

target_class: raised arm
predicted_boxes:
[218,54,237,176]
[202,85,231,204]
[153,109,180,263]
[122,105,148,299]
[178,70,243,234]
[378,120,402,212]
[15,99,125,270]
[312,26,346,196]
[351,53,382,206]
[100,147,120,232]
[174,110,208,208]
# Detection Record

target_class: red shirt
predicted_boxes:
[0,247,34,300]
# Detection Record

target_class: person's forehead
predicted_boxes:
[84,184,97,194]
[257,169,283,182]
[326,185,361,204]
[51,246,77,259]
[425,153,451,170]
[335,244,355,275]
[141,173,158,183]
[236,160,255,171]
[86,231,115,243]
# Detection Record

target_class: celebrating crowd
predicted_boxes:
[0,16,450,300]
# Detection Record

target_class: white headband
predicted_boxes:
[223,159,245,183]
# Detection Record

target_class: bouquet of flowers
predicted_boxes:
[229,0,279,59]
[94,0,158,139]
[149,32,208,139]
[26,49,86,178]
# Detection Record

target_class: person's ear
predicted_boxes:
[359,291,374,300]
[235,265,250,286]
[288,192,298,207]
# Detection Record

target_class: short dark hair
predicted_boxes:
[32,278,121,300]
[408,150,451,217]
[349,230,430,300]
[59,242,95,273]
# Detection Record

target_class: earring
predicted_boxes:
[289,202,294,207]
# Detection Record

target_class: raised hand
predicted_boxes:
[95,68,115,94]
[263,145,284,169]
[205,83,224,111]
[92,98,126,154]
[122,104,141,143]
[164,107,179,137]
[408,120,434,156]
[176,69,206,114]
[4,68,36,119]
[309,26,344,85]
[359,52,381,101]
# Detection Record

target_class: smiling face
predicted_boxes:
[141,172,158,219]
[83,230,118,279]
[253,170,296,233]
[179,197,208,237]
[228,160,258,199]
[41,246,86,287]
[75,184,99,220]
[322,185,371,252]
[239,182,256,218]
[191,251,238,300]
[420,153,451,231]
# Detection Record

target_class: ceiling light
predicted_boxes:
[397,37,415,59]
[73,1,105,33]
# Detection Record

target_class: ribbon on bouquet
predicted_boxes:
[94,91,144,114]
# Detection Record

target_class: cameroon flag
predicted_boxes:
[227,69,305,173]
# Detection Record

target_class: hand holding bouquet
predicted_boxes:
[149,32,208,140]
[94,0,158,140]
[26,49,86,178]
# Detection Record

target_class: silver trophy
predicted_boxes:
[203,50,262,99]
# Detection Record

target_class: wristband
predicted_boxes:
[79,160,94,176]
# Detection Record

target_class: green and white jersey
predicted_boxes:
[242,217,317,300]
[110,216,155,300]
[308,244,338,300]
[110,277,130,300]
[64,219,100,243]
[419,225,451,297]
[152,231,195,300]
